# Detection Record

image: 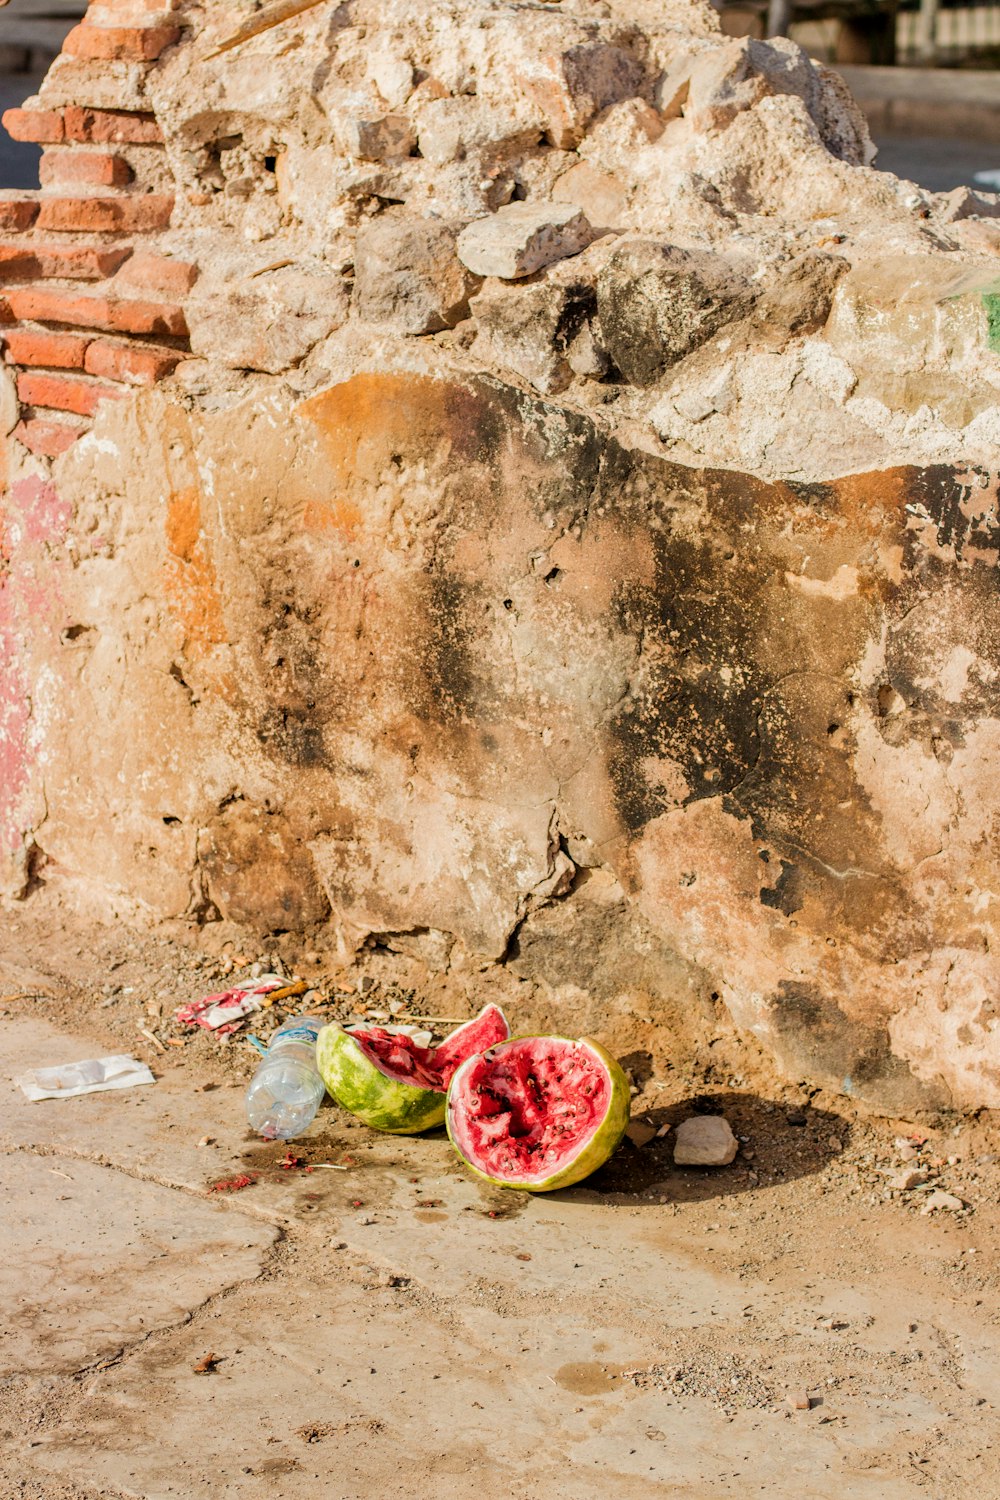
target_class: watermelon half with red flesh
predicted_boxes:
[446,1035,630,1191]
[316,1003,509,1134]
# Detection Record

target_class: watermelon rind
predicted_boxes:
[316,1004,509,1135]
[445,1034,631,1192]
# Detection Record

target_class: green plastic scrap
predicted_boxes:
[984,293,1000,354]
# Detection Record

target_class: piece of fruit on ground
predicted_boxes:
[446,1035,630,1192]
[316,1003,510,1133]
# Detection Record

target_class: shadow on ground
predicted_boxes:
[234,1088,848,1214]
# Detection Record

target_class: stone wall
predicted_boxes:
[2,0,1000,1112]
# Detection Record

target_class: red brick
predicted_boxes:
[0,242,132,281]
[0,246,39,280]
[63,23,180,62]
[4,328,91,369]
[35,195,174,234]
[111,250,198,298]
[85,338,180,385]
[97,0,181,13]
[40,150,133,189]
[3,286,188,337]
[62,107,162,145]
[16,371,126,417]
[2,107,64,144]
[0,198,40,233]
[14,416,86,457]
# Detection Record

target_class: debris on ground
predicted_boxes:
[192,1352,219,1375]
[15,1054,155,1101]
[176,976,287,1035]
[673,1115,739,1166]
[921,1189,966,1214]
[210,1173,258,1193]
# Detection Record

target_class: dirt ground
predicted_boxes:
[1,895,998,1500]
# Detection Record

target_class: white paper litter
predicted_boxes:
[203,994,262,1029]
[15,1054,156,1102]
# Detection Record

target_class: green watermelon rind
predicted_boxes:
[316,1024,448,1134]
[445,1034,631,1192]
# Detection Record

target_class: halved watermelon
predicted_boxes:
[446,1035,630,1192]
[316,1003,509,1134]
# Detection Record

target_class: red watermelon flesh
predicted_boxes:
[349,1003,508,1093]
[448,1036,613,1183]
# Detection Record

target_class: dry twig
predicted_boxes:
[204,0,332,59]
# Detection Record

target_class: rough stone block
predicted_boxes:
[457,202,597,280]
[552,161,627,230]
[522,43,646,149]
[938,185,1000,223]
[38,56,151,112]
[471,274,596,393]
[596,240,749,386]
[353,217,480,335]
[186,263,348,373]
[339,114,415,163]
[751,251,847,340]
[414,98,539,169]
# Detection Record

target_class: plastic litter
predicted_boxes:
[15,1054,155,1102]
[245,1014,326,1140]
[175,974,285,1034]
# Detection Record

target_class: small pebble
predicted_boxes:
[674,1115,738,1167]
[889,1168,929,1192]
[921,1190,965,1215]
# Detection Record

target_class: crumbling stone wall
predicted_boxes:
[2,0,1000,1112]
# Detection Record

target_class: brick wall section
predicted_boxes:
[0,0,194,459]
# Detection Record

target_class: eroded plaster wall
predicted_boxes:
[2,0,1000,1111]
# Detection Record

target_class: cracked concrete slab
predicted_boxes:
[14,1273,942,1500]
[2,986,999,1500]
[1,1012,268,1203]
[0,1151,276,1377]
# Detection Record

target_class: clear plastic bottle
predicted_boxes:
[245,1015,326,1140]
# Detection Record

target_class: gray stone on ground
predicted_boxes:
[457,202,596,279]
[673,1114,738,1166]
